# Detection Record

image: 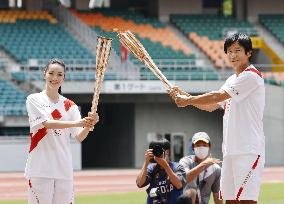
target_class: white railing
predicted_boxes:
[222,27,257,38]
[21,58,204,70]
[11,69,231,81]
[132,58,200,68]
[8,61,284,82]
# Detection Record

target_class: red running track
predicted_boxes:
[0,168,283,200]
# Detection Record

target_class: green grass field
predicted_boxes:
[1,183,283,204]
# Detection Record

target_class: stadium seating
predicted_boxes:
[171,14,257,40]
[0,10,94,64]
[73,10,192,59]
[259,14,284,45]
[0,10,57,23]
[170,14,258,69]
[73,10,221,80]
[0,77,27,116]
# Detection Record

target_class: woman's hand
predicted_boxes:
[76,112,99,128]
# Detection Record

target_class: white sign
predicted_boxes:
[104,81,167,93]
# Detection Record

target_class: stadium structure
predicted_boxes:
[0,0,284,172]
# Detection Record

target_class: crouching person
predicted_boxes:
[178,132,222,204]
[136,138,186,204]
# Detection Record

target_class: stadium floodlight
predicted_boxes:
[89,0,105,8]
[58,0,71,8]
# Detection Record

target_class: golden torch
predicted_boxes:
[90,36,112,131]
[116,30,173,90]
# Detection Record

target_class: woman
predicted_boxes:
[25,59,99,203]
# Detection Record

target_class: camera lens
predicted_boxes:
[153,145,164,157]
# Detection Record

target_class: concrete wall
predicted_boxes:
[0,138,81,172]
[134,103,224,168]
[74,0,89,10]
[158,0,202,22]
[264,85,284,166]
[234,0,246,21]
[247,0,284,22]
[25,0,43,10]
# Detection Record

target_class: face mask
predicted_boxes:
[194,147,209,160]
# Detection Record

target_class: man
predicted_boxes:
[179,132,222,204]
[169,33,265,204]
[136,138,186,204]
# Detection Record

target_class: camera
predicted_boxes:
[149,139,170,163]
[152,144,164,157]
[150,187,167,204]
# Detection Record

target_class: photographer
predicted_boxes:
[178,132,222,204]
[136,138,186,204]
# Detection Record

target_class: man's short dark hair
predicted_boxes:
[224,33,252,54]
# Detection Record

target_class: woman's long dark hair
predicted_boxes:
[44,59,66,95]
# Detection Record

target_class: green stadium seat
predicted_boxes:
[0,18,94,64]
[170,14,258,40]
[259,15,284,46]
[0,77,27,116]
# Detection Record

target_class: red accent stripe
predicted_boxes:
[29,179,40,204]
[236,155,261,200]
[245,68,263,78]
[64,99,75,112]
[219,191,223,200]
[252,155,260,169]
[236,187,243,201]
[29,127,48,153]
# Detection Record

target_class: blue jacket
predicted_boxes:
[143,162,185,204]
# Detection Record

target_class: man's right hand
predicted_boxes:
[168,86,191,98]
[201,157,221,167]
[145,149,154,164]
[168,87,192,108]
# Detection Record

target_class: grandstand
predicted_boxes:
[0,0,284,173]
[72,9,223,81]
[0,10,94,64]
[259,14,284,45]
[171,14,258,69]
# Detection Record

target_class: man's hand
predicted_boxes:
[168,87,191,107]
[175,94,191,107]
[154,156,169,169]
[155,156,183,189]
[172,86,191,97]
[144,149,154,165]
[201,157,221,167]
